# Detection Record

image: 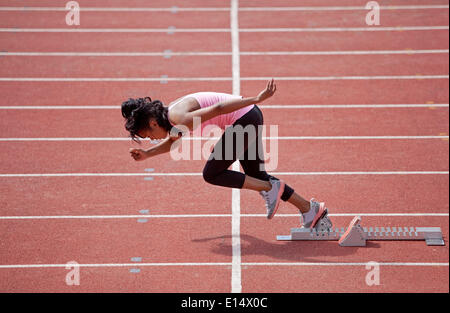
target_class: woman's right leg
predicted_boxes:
[238,119,311,214]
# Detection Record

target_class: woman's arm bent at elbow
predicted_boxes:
[129,135,181,161]
[174,79,277,130]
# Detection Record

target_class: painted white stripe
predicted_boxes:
[0,77,232,82]
[0,5,448,11]
[0,104,447,110]
[0,28,231,33]
[266,136,450,140]
[0,26,447,33]
[248,213,450,217]
[241,262,449,266]
[0,75,446,82]
[0,52,232,57]
[0,5,449,12]
[243,75,450,81]
[274,171,450,176]
[0,263,231,269]
[231,0,242,294]
[0,213,447,220]
[0,7,231,12]
[239,5,450,11]
[240,50,450,55]
[0,136,447,141]
[0,262,446,269]
[1,50,448,57]
[0,106,121,109]
[259,104,450,109]
[0,171,447,178]
[239,26,450,32]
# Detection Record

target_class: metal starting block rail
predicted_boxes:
[277,216,445,247]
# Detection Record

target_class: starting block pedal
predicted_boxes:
[277,215,445,247]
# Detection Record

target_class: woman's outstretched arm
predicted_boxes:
[172,79,277,130]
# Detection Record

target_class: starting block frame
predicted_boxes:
[277,216,445,247]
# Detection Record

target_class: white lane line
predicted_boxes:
[0,7,231,12]
[0,77,232,82]
[245,213,450,217]
[0,262,446,269]
[241,262,449,266]
[274,171,450,175]
[7,136,450,141]
[0,136,448,141]
[243,75,450,81]
[0,213,447,220]
[0,263,232,269]
[0,104,448,110]
[0,106,122,109]
[0,28,231,33]
[0,171,448,178]
[0,75,447,82]
[0,26,448,33]
[0,5,448,11]
[239,5,450,11]
[240,50,450,55]
[240,26,450,32]
[0,52,232,56]
[231,0,242,294]
[259,104,450,109]
[1,50,448,56]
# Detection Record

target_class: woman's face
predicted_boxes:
[137,119,168,140]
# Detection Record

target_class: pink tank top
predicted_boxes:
[168,92,255,135]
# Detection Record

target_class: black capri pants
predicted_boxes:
[202,105,295,202]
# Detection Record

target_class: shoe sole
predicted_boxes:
[311,203,327,228]
[267,180,286,220]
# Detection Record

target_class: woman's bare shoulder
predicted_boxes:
[168,97,200,124]
[169,97,200,113]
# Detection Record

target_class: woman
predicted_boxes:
[121,79,327,228]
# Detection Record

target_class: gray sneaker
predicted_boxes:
[302,198,327,228]
[260,178,286,219]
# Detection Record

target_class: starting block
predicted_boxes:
[277,216,445,247]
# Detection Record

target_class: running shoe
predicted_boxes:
[260,178,286,219]
[302,198,327,228]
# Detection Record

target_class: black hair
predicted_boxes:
[121,97,172,142]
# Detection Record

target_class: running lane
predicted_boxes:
[0,139,447,173]
[1,174,447,216]
[0,82,233,106]
[0,32,231,53]
[240,0,449,7]
[241,79,449,105]
[0,56,232,78]
[0,0,229,7]
[239,9,449,28]
[0,217,233,292]
[239,31,449,52]
[238,215,448,292]
[1,54,447,78]
[0,107,447,137]
[0,11,229,28]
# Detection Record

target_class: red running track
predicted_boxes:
[0,0,448,293]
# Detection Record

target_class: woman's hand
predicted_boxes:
[129,148,149,161]
[255,79,277,103]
